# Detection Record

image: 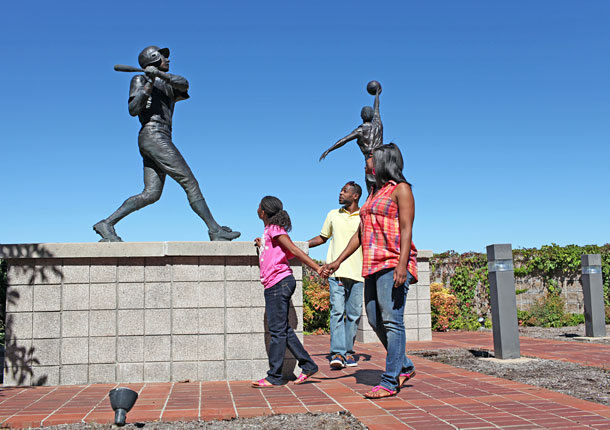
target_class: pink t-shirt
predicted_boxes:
[258,224,294,288]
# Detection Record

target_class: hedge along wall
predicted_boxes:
[431,244,610,316]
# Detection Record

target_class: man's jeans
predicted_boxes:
[364,268,415,391]
[329,277,364,358]
[264,275,318,384]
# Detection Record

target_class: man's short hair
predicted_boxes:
[345,181,362,200]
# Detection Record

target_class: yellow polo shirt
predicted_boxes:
[320,208,364,282]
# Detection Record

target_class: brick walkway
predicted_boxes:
[428,331,610,369]
[1,333,609,429]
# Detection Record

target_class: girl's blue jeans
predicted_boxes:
[264,275,318,384]
[364,268,415,391]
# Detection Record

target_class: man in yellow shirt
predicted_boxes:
[308,181,364,369]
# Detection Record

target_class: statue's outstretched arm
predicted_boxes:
[373,89,381,121]
[319,129,359,161]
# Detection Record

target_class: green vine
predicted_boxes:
[431,244,610,330]
[515,244,610,300]
[431,251,489,330]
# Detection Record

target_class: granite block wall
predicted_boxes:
[1,242,301,386]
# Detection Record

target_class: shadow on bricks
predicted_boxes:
[1,245,65,386]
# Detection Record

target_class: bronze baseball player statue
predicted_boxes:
[93,46,240,242]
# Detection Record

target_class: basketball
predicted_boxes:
[366,80,381,95]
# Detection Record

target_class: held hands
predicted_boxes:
[319,261,339,278]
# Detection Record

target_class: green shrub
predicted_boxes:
[450,313,481,331]
[517,310,530,326]
[430,251,489,331]
[302,266,330,334]
[520,292,570,327]
[567,313,585,326]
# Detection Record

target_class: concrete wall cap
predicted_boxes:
[1,241,434,261]
[0,241,309,260]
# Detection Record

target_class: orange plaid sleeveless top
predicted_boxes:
[360,180,418,282]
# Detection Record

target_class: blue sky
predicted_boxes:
[2,1,609,260]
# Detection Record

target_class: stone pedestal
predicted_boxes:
[356,250,432,344]
[1,242,303,386]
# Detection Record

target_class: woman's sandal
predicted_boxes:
[293,370,318,385]
[364,385,397,399]
[398,370,416,388]
[252,378,279,388]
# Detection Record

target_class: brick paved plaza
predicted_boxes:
[1,332,609,429]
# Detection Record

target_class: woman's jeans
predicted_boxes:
[264,275,318,384]
[329,277,363,358]
[364,268,415,391]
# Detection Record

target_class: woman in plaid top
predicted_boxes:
[323,143,417,399]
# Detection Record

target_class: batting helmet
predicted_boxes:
[138,46,170,68]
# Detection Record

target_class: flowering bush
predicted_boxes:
[430,282,458,331]
[303,265,330,334]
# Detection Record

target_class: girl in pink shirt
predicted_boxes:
[252,196,322,388]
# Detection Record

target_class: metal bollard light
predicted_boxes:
[581,254,607,338]
[486,244,520,359]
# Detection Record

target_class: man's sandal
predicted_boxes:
[364,385,397,399]
[252,378,279,388]
[293,370,318,385]
[398,370,416,388]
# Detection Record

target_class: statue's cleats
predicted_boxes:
[209,226,241,241]
[93,220,123,242]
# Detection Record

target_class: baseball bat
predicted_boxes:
[114,64,145,73]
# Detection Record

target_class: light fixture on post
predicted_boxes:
[581,254,607,338]
[486,244,520,359]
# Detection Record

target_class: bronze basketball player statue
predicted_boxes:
[320,81,383,193]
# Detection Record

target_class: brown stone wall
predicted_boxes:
[432,263,585,314]
[514,277,584,314]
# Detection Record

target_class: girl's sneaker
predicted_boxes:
[345,354,357,367]
[330,354,345,369]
